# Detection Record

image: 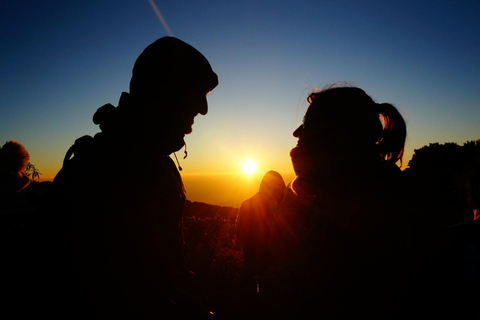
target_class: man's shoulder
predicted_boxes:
[240,194,266,214]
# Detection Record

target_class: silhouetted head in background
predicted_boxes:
[93,36,218,154]
[290,85,406,194]
[0,140,30,193]
[0,141,30,173]
[258,170,286,203]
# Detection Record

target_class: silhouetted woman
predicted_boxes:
[270,85,471,319]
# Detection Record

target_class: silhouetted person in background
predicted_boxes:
[0,141,32,214]
[267,85,475,319]
[3,37,218,319]
[236,171,286,291]
[0,141,34,275]
[451,172,480,314]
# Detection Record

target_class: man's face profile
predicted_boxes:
[128,37,218,155]
[143,82,211,154]
[176,85,210,135]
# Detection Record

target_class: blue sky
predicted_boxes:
[1,0,480,206]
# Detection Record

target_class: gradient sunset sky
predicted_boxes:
[1,0,479,207]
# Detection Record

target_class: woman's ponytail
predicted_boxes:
[376,103,406,166]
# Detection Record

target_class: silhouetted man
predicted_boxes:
[5,37,218,319]
[236,171,286,289]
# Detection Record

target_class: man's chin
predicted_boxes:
[183,122,194,135]
[166,136,186,155]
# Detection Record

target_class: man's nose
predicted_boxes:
[198,96,208,115]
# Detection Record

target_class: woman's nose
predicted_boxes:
[293,125,303,138]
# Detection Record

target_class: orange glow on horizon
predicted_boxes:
[182,171,296,208]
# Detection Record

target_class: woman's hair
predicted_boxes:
[306,85,406,165]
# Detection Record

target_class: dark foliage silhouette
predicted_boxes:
[24,162,41,181]
[404,140,480,225]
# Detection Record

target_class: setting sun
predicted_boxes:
[242,160,257,176]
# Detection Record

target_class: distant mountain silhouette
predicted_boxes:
[184,200,239,221]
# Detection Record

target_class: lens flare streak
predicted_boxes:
[148,0,173,36]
